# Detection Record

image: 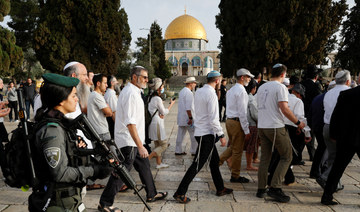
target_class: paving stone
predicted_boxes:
[2,205,28,212]
[277,203,333,212]
[185,201,233,212]
[233,191,265,203]
[197,190,235,202]
[333,193,360,205]
[292,191,322,204]
[329,204,360,212]
[0,205,8,211]
[0,190,29,205]
[232,202,280,212]
[154,181,209,191]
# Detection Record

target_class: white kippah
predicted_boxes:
[63,61,80,71]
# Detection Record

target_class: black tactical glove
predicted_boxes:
[91,164,113,180]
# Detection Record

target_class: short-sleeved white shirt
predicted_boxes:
[104,88,117,112]
[87,91,109,134]
[257,81,288,128]
[114,83,145,148]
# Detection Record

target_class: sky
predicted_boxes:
[0,0,356,52]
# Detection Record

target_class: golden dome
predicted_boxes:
[165,14,207,41]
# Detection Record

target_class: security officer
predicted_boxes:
[29,73,112,212]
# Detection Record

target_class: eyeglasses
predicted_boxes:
[137,75,148,80]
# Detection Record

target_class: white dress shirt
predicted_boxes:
[104,88,118,112]
[177,87,195,126]
[194,84,224,137]
[148,96,169,140]
[323,84,349,124]
[284,94,311,137]
[114,83,145,148]
[226,83,250,134]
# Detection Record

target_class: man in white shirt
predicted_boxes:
[173,71,233,204]
[175,77,198,156]
[316,70,351,190]
[219,68,253,183]
[87,74,112,141]
[256,64,305,203]
[99,66,167,211]
[104,75,118,139]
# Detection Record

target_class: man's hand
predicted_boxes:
[245,133,251,141]
[220,137,226,147]
[187,119,193,125]
[0,108,10,118]
[159,114,164,119]
[139,146,149,158]
[298,121,305,130]
[304,137,312,143]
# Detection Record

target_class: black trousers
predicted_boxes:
[99,146,157,207]
[176,134,224,195]
[310,129,326,178]
[267,149,295,185]
[106,117,115,139]
[0,123,9,174]
[304,131,316,161]
[323,142,360,198]
[286,125,305,164]
[8,100,19,120]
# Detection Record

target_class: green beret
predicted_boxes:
[42,73,79,88]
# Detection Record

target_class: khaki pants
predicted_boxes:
[219,119,245,178]
[257,128,292,189]
[153,123,168,156]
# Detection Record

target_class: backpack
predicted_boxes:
[1,119,57,189]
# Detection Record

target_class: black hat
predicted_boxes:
[291,83,306,98]
[42,73,80,87]
[305,64,323,79]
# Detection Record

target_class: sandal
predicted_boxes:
[119,184,129,192]
[146,191,168,202]
[173,193,191,204]
[87,183,105,190]
[98,204,123,212]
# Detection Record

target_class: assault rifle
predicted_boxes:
[69,114,151,211]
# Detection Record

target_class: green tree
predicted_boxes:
[216,0,347,77]
[336,0,360,74]
[0,0,23,76]
[135,21,171,80]
[8,0,40,50]
[34,0,131,74]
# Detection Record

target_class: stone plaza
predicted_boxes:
[1,101,360,212]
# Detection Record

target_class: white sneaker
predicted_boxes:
[156,163,169,169]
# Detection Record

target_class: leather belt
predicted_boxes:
[227,117,239,121]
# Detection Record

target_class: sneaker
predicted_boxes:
[267,187,290,203]
[230,176,250,183]
[216,187,233,196]
[156,163,169,169]
[14,120,20,123]
[256,188,267,198]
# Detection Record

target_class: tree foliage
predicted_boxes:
[216,0,347,77]
[336,0,360,73]
[8,0,39,50]
[34,0,131,74]
[0,0,23,76]
[135,21,171,80]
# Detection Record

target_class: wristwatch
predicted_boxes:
[189,117,193,120]
[219,134,225,138]
[295,120,301,125]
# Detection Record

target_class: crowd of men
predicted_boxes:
[0,61,360,210]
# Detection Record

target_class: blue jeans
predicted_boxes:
[25,99,34,120]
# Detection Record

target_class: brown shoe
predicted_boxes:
[216,187,233,196]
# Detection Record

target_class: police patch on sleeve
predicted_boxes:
[44,147,61,168]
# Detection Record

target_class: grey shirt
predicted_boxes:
[87,91,109,134]
[5,87,18,101]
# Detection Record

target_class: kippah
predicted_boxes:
[42,73,80,88]
[273,63,283,68]
[207,70,221,78]
[63,61,80,71]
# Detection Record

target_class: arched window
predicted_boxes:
[191,56,201,66]
[204,56,213,68]
[168,56,178,66]
[179,56,190,65]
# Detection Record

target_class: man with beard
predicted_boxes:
[219,68,253,183]
[98,66,168,212]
